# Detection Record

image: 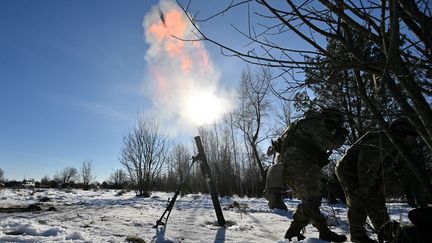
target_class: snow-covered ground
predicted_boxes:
[0,188,411,242]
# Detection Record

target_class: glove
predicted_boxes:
[354,185,369,199]
[267,146,274,156]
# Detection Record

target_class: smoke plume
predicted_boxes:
[143,0,234,135]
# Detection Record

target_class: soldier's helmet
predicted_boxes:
[390,118,418,136]
[321,107,344,126]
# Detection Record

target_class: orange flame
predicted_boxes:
[144,1,232,127]
[147,8,212,74]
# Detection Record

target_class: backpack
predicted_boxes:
[271,120,298,154]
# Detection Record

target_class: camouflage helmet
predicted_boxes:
[390,118,418,136]
[321,107,344,125]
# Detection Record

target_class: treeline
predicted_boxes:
[0,161,130,190]
[120,0,432,198]
[119,66,285,197]
[166,0,432,201]
[118,63,432,200]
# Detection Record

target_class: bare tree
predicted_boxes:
[108,169,129,189]
[225,113,244,195]
[299,37,399,143]
[233,66,272,181]
[119,115,170,197]
[0,168,4,182]
[178,0,432,196]
[180,0,432,144]
[40,175,51,187]
[55,166,79,185]
[80,160,96,189]
[170,143,192,193]
[198,125,244,196]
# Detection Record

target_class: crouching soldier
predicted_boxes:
[335,118,419,243]
[265,108,348,242]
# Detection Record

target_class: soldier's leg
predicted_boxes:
[265,162,287,210]
[282,156,310,241]
[298,182,347,242]
[299,168,346,242]
[336,167,373,242]
[284,158,346,242]
[284,202,309,241]
[414,187,427,208]
[364,188,390,234]
[345,190,370,241]
[296,166,327,229]
[399,176,416,208]
[411,179,427,208]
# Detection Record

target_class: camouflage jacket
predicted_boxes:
[336,131,396,188]
[280,116,347,167]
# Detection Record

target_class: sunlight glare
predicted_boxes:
[183,89,226,126]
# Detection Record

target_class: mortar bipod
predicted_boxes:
[153,156,199,228]
[153,136,226,228]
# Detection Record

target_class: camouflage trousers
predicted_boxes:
[398,170,427,208]
[336,175,390,239]
[282,151,328,230]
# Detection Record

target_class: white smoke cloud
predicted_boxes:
[142,0,234,135]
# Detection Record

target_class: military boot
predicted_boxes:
[318,228,347,242]
[284,223,305,241]
[351,235,378,243]
[265,191,287,210]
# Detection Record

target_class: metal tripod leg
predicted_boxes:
[153,157,198,228]
[154,189,180,228]
[153,136,226,228]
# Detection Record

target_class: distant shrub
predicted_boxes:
[115,189,129,196]
[126,236,146,243]
[24,204,42,212]
[224,201,248,218]
[39,197,51,202]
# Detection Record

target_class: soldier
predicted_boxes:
[392,147,427,208]
[266,108,348,242]
[335,118,419,243]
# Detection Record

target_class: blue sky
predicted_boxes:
[0,0,246,181]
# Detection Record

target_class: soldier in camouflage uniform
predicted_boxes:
[266,108,348,242]
[393,148,427,208]
[335,118,419,243]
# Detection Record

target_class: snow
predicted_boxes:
[0,188,411,242]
